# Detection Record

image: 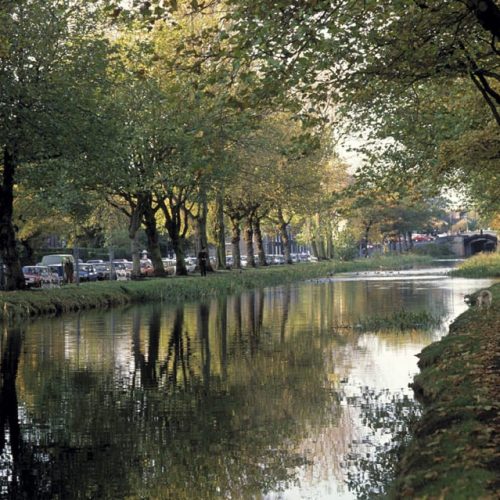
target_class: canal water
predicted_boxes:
[0,268,494,499]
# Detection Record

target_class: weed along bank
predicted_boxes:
[0,255,434,322]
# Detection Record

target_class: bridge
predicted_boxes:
[436,231,497,258]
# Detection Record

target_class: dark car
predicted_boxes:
[94,263,117,280]
[78,264,98,282]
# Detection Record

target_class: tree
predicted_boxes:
[224,0,500,219]
[343,174,450,255]
[0,1,112,289]
[224,112,329,266]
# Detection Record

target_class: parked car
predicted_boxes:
[41,254,75,267]
[272,255,285,265]
[113,261,132,280]
[162,258,177,275]
[94,263,117,280]
[47,264,64,283]
[78,264,98,282]
[87,259,105,264]
[184,257,197,273]
[412,234,434,242]
[22,265,55,288]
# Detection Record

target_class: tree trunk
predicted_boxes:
[157,196,188,276]
[20,239,35,266]
[311,239,319,259]
[402,232,409,251]
[128,197,145,279]
[253,217,268,266]
[314,213,326,260]
[326,227,334,260]
[196,195,213,272]
[214,191,226,270]
[277,210,292,264]
[465,0,500,39]
[172,235,188,275]
[230,218,241,270]
[316,234,326,260]
[243,216,256,268]
[143,203,166,277]
[130,233,141,278]
[407,231,414,250]
[0,147,25,290]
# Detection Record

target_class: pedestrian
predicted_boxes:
[63,259,74,284]
[198,247,208,277]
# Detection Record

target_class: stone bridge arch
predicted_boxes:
[464,233,497,256]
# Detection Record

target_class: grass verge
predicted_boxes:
[390,283,500,499]
[0,254,434,322]
[450,252,500,278]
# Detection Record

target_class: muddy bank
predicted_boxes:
[391,283,500,498]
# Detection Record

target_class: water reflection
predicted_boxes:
[0,272,494,498]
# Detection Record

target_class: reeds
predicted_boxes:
[450,252,500,278]
[356,310,442,332]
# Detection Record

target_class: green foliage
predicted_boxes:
[225,0,500,218]
[411,242,454,258]
[333,228,358,261]
[0,1,113,164]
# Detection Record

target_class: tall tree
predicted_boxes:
[0,1,112,289]
[225,0,500,218]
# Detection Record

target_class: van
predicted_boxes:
[41,254,75,267]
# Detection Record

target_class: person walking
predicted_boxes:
[63,259,74,284]
[198,247,208,277]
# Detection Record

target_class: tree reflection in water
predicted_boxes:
[160,307,193,392]
[344,388,421,499]
[2,286,344,498]
[1,273,471,499]
[0,325,36,498]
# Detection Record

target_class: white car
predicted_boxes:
[185,257,197,273]
[162,258,177,275]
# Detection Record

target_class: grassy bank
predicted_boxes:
[391,283,500,498]
[0,254,434,322]
[450,252,500,278]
